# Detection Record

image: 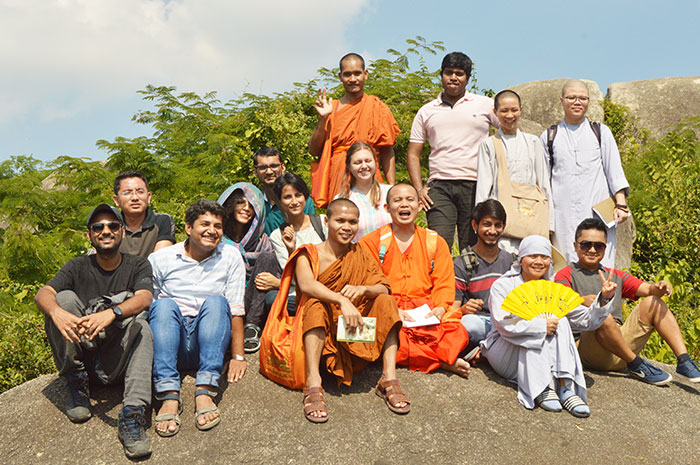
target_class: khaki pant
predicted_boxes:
[577,304,654,371]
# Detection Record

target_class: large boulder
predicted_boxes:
[510,78,605,136]
[607,77,700,137]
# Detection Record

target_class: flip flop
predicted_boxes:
[194,388,221,431]
[375,378,411,414]
[303,386,328,424]
[463,346,481,364]
[559,388,590,418]
[154,392,183,437]
[535,388,562,412]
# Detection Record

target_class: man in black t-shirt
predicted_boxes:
[34,204,154,459]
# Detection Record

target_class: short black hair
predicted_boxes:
[272,172,310,201]
[253,146,283,166]
[575,217,608,241]
[493,89,522,109]
[185,199,224,227]
[327,198,359,218]
[114,171,149,195]
[472,199,507,224]
[441,52,472,78]
[339,53,365,71]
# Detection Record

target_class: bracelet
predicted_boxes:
[233,354,245,361]
[614,204,630,212]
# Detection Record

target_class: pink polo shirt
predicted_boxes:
[410,91,499,182]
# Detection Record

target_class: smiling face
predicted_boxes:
[254,154,286,189]
[87,212,124,255]
[339,57,367,97]
[348,148,376,185]
[233,198,254,226]
[561,85,590,124]
[326,204,359,246]
[441,67,468,101]
[520,254,551,281]
[494,95,522,135]
[574,228,607,270]
[472,215,505,247]
[279,184,306,218]
[113,177,151,217]
[385,184,419,226]
[185,211,223,253]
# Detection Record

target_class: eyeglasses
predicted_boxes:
[564,96,590,103]
[90,221,122,233]
[119,188,147,197]
[577,240,606,253]
[255,163,281,171]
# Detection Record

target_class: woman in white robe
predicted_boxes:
[480,235,617,417]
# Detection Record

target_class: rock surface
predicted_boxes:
[2,356,699,464]
[607,77,700,138]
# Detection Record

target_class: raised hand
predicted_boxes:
[313,88,333,118]
[281,225,296,253]
[598,269,618,301]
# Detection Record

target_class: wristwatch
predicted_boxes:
[112,306,123,319]
[233,354,245,361]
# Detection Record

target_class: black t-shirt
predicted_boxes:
[48,253,153,305]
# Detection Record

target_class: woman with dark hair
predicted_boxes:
[337,142,392,241]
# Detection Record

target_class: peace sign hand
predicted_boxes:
[599,269,618,301]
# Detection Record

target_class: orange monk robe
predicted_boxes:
[310,94,400,208]
[274,243,401,387]
[360,226,469,373]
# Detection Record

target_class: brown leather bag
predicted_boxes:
[492,134,549,240]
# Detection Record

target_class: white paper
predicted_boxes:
[402,304,440,328]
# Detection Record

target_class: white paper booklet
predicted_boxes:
[402,304,440,328]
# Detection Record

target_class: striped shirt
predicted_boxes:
[454,248,513,314]
[148,241,245,317]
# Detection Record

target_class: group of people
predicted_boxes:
[34,51,700,459]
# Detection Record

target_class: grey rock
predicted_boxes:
[607,77,700,138]
[1,356,698,464]
[616,216,636,270]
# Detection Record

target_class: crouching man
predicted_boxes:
[35,204,154,459]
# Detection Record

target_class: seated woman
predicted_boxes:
[481,235,616,417]
[336,142,392,242]
[243,173,328,352]
[475,90,554,254]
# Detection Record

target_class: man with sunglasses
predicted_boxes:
[34,203,154,459]
[540,79,630,268]
[555,218,700,385]
[253,146,315,235]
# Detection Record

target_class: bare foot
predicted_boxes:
[195,388,219,427]
[155,398,179,435]
[442,358,471,378]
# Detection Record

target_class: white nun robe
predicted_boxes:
[480,235,614,409]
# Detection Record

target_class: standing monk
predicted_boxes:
[308,53,400,208]
[361,183,471,378]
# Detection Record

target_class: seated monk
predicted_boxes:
[360,183,471,378]
[287,198,409,422]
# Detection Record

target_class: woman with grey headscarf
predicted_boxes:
[480,235,617,417]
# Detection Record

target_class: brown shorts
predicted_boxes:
[577,303,654,371]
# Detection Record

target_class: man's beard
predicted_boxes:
[92,236,121,257]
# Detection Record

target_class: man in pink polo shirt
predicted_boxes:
[407,52,499,250]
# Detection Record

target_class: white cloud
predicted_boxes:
[0,0,370,123]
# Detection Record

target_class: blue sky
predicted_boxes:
[1,0,698,163]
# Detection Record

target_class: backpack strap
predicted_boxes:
[546,124,558,174]
[378,224,393,264]
[425,228,439,274]
[459,246,479,283]
[589,121,602,147]
[309,214,326,241]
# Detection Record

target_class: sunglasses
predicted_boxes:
[90,221,122,234]
[577,240,606,253]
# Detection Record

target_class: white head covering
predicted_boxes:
[502,235,554,280]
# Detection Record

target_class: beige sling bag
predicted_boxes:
[492,134,549,239]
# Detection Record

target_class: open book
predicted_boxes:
[337,316,376,343]
[402,304,441,328]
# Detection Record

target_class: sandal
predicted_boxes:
[535,387,562,412]
[194,388,221,431]
[559,388,590,418]
[302,386,329,424]
[154,392,183,437]
[375,378,411,414]
[463,346,481,364]
[244,323,261,353]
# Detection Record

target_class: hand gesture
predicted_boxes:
[226,358,247,383]
[281,225,296,253]
[314,88,333,119]
[51,307,83,344]
[339,298,363,334]
[339,285,367,302]
[77,309,116,341]
[418,186,433,211]
[255,272,280,291]
[459,299,483,315]
[598,269,618,301]
[429,306,446,321]
[398,309,415,323]
[545,316,559,335]
[651,280,673,297]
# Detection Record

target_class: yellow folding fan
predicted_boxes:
[501,280,583,320]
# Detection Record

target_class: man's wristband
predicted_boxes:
[615,204,630,212]
[233,354,245,361]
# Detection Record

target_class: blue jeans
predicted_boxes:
[461,314,492,349]
[149,296,232,395]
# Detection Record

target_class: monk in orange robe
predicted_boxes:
[360,183,471,377]
[308,53,400,208]
[267,199,409,423]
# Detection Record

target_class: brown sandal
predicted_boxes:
[375,378,411,414]
[302,386,328,423]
